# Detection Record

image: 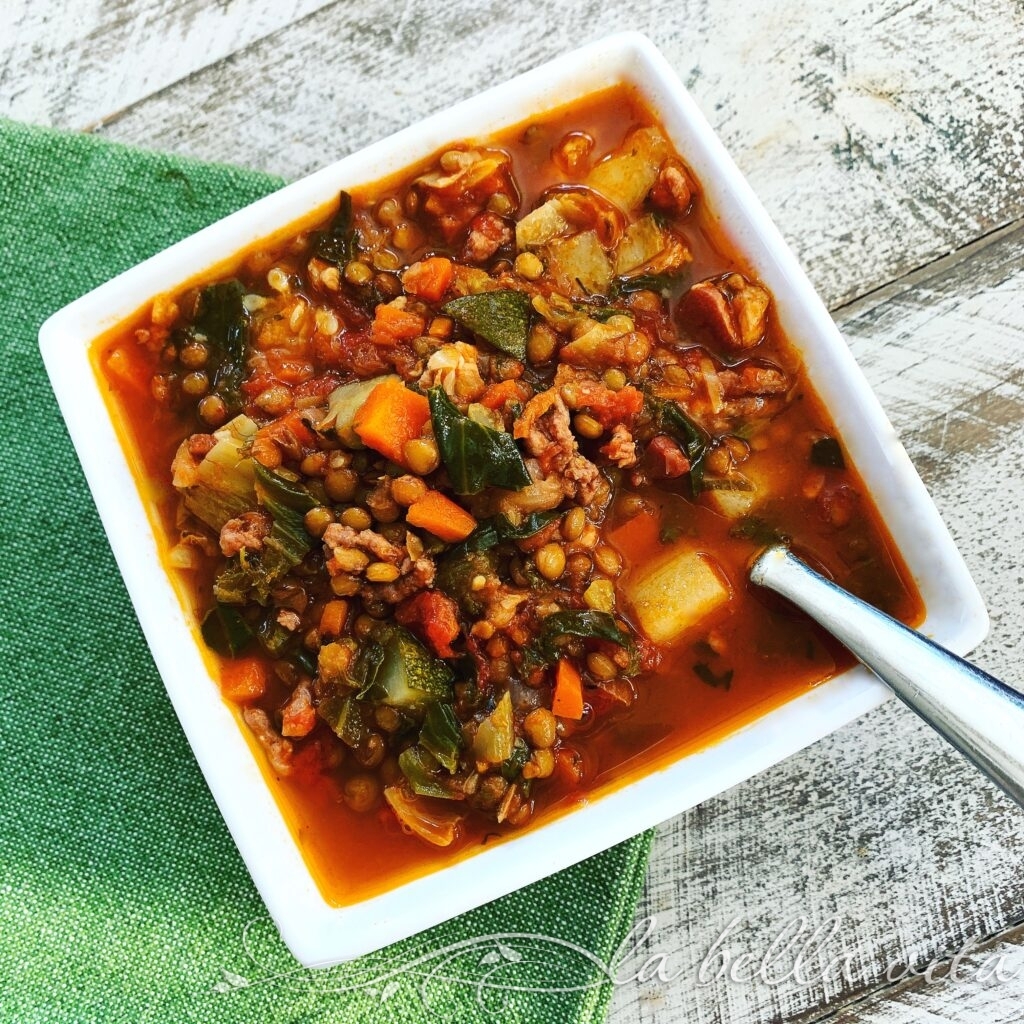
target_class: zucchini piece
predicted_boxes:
[359,626,454,708]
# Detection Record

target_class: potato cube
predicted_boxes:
[626,547,732,644]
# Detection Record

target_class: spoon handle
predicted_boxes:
[750,545,1024,806]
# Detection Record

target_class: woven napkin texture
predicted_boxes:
[0,118,654,1024]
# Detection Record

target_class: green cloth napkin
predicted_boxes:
[0,118,653,1023]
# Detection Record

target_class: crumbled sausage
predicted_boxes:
[243,708,293,776]
[219,510,273,557]
[462,212,513,264]
[601,424,639,468]
[649,160,697,215]
[514,390,602,504]
[680,273,771,350]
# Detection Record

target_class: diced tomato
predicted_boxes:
[396,591,462,658]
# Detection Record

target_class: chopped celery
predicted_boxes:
[472,691,514,766]
[181,414,258,531]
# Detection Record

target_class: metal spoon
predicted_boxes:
[749,545,1024,807]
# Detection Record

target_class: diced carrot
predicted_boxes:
[370,301,426,346]
[352,377,431,467]
[479,379,531,410]
[401,257,454,303]
[319,599,349,639]
[219,657,267,704]
[552,658,584,720]
[406,490,477,542]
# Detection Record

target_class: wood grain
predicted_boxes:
[0,0,333,129]
[828,921,1024,1023]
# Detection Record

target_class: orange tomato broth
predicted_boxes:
[92,83,923,905]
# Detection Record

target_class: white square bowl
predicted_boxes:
[39,31,988,967]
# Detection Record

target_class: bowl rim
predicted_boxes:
[39,30,988,967]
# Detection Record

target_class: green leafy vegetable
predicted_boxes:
[501,738,530,781]
[253,464,318,514]
[693,661,733,690]
[436,548,499,617]
[398,746,457,799]
[810,436,846,469]
[256,612,292,656]
[200,603,254,656]
[453,511,561,557]
[729,516,789,547]
[419,702,462,773]
[533,610,635,666]
[649,397,712,495]
[428,386,531,495]
[442,289,532,359]
[311,191,357,267]
[192,280,249,413]
[318,694,370,747]
[612,271,685,297]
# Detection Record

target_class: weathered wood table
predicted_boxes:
[5,1,1022,1020]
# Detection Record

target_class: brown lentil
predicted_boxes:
[344,260,374,286]
[390,475,428,507]
[340,507,373,530]
[343,774,381,813]
[180,371,209,397]
[573,413,603,439]
[560,506,586,541]
[403,437,440,476]
[526,323,558,365]
[365,562,401,583]
[586,652,618,680]
[536,543,567,581]
[523,708,557,748]
[324,467,359,503]
[593,544,623,577]
[304,506,335,538]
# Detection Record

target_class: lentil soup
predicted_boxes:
[94,84,922,904]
